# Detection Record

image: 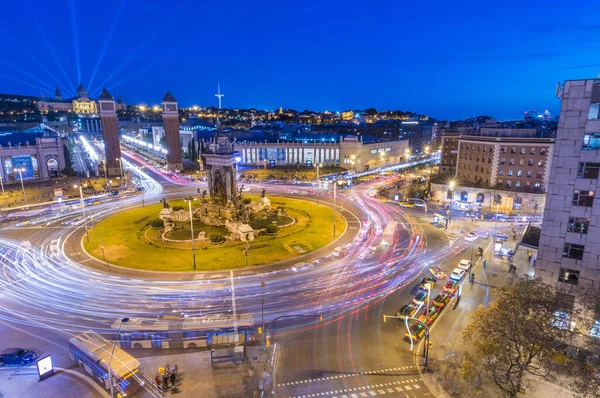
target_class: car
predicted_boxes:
[465,232,477,242]
[412,290,429,305]
[401,203,415,208]
[413,202,426,208]
[429,267,447,279]
[458,259,472,271]
[0,348,38,366]
[419,276,437,290]
[92,200,102,205]
[292,262,313,272]
[331,246,345,257]
[450,268,467,281]
[50,239,60,253]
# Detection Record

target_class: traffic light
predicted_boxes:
[258,327,262,335]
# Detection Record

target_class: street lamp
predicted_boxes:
[184,197,197,270]
[404,148,411,160]
[315,163,323,185]
[102,160,108,186]
[261,281,266,350]
[108,317,129,398]
[74,184,90,243]
[447,180,456,230]
[333,179,343,237]
[16,168,27,205]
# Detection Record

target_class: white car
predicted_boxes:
[465,232,477,242]
[292,262,313,272]
[413,202,426,208]
[458,259,472,271]
[331,246,344,257]
[50,239,60,253]
[450,268,467,281]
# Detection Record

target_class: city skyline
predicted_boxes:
[2,1,600,120]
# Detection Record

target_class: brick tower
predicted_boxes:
[98,88,122,176]
[161,91,183,171]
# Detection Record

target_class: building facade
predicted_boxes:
[235,136,409,170]
[537,78,600,292]
[0,133,66,182]
[439,131,459,175]
[456,134,554,192]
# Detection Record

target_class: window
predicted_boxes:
[500,158,505,165]
[538,160,545,167]
[526,171,532,177]
[536,172,543,178]
[577,162,600,179]
[583,133,600,150]
[572,190,595,207]
[498,169,504,176]
[478,145,481,151]
[591,320,600,338]
[511,147,516,154]
[515,181,521,188]
[528,159,534,166]
[509,159,515,165]
[501,146,507,154]
[506,181,512,188]
[520,148,526,154]
[567,217,590,234]
[553,311,571,330]
[559,268,580,285]
[519,159,524,166]
[517,170,523,177]
[540,148,546,155]
[589,103,600,120]
[563,243,585,260]
[534,182,541,189]
[530,148,536,155]
[508,169,513,176]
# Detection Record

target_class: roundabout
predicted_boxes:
[83,195,347,271]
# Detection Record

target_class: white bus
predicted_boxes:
[112,313,255,349]
[69,331,145,397]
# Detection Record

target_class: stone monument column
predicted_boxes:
[98,88,122,176]
[161,91,183,171]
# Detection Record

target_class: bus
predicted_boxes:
[69,331,145,397]
[112,313,255,349]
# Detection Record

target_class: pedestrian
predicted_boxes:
[169,371,176,388]
[155,375,161,390]
[482,259,487,268]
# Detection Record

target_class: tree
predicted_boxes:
[266,224,279,234]
[150,218,164,228]
[461,279,573,397]
[190,137,197,163]
[172,206,184,212]
[63,144,72,167]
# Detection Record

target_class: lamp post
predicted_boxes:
[116,158,124,187]
[108,317,129,398]
[74,184,89,242]
[333,179,342,237]
[315,163,322,185]
[383,314,431,367]
[261,281,266,350]
[102,160,108,187]
[493,194,502,243]
[447,180,456,231]
[185,197,197,270]
[17,168,27,205]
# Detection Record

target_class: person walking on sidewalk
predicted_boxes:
[169,372,176,388]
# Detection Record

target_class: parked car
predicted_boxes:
[400,202,415,208]
[292,262,313,272]
[419,277,437,290]
[457,259,472,271]
[450,268,467,281]
[413,202,426,208]
[429,267,447,279]
[0,348,38,366]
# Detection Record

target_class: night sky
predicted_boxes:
[2,0,600,120]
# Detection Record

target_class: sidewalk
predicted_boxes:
[418,244,575,398]
[0,366,108,398]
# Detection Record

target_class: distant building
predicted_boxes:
[0,131,67,182]
[37,83,126,115]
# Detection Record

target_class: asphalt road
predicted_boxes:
[0,151,512,397]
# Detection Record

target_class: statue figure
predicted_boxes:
[261,188,266,198]
[201,190,208,203]
[161,198,169,208]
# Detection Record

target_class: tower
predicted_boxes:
[77,82,88,99]
[98,88,122,176]
[161,91,183,171]
[215,83,224,109]
[55,85,62,101]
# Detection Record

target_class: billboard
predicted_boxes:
[12,156,35,179]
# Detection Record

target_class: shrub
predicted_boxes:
[266,224,279,234]
[150,218,164,228]
[243,197,252,204]
[172,205,184,211]
[210,233,225,243]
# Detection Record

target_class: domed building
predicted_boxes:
[37,82,99,114]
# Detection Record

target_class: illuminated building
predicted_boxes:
[37,82,124,115]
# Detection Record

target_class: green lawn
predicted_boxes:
[83,196,346,272]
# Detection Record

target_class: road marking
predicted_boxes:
[288,380,425,397]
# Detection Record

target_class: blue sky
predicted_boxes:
[1,0,599,120]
